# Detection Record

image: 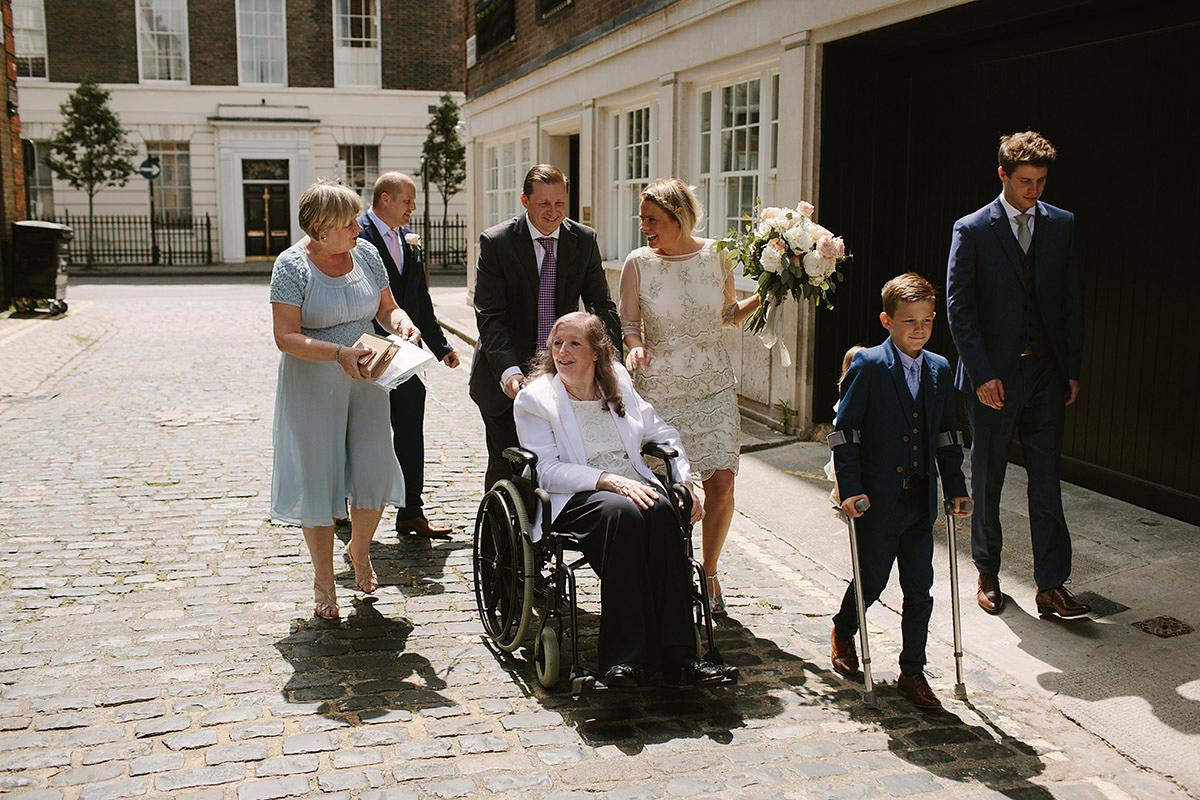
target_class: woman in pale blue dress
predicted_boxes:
[270,180,421,619]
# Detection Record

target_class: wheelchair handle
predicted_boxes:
[854,497,870,513]
[502,447,538,469]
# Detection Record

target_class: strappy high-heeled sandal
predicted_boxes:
[349,547,378,595]
[706,573,727,616]
[314,581,339,619]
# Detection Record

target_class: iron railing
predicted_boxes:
[51,211,213,266]
[410,215,468,269]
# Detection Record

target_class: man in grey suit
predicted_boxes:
[470,164,621,490]
[946,130,1088,619]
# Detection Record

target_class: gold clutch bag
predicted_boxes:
[352,332,399,379]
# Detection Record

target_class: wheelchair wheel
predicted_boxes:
[534,625,561,689]
[473,480,536,652]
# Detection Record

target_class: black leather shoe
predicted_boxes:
[602,664,643,689]
[1035,586,1091,618]
[673,658,724,687]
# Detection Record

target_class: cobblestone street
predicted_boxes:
[0,278,1190,800]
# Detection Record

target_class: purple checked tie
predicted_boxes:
[536,237,557,351]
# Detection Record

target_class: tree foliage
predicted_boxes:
[421,93,466,223]
[45,78,138,265]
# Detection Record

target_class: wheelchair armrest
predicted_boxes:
[640,442,678,460]
[502,447,538,470]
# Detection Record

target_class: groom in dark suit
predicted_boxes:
[946,131,1088,619]
[470,164,621,489]
[359,171,459,539]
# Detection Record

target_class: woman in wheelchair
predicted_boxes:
[512,312,726,688]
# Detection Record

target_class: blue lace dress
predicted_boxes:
[269,239,405,527]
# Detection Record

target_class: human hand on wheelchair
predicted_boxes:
[597,472,659,510]
[682,482,705,525]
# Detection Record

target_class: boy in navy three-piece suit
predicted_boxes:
[829,273,971,709]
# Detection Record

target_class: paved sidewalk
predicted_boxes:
[0,278,1193,799]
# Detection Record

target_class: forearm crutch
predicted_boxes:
[846,496,875,708]
[943,497,974,701]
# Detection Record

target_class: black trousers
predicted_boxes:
[480,402,519,491]
[966,353,1072,590]
[832,486,934,676]
[553,490,696,674]
[390,376,426,520]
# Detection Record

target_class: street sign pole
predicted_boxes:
[139,157,162,266]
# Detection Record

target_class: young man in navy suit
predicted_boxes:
[946,131,1089,619]
[470,164,621,490]
[830,273,971,710]
[359,172,459,539]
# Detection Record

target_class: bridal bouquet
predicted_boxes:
[717,201,850,338]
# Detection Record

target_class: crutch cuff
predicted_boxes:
[936,430,965,449]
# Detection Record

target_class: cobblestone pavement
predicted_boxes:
[0,279,1190,800]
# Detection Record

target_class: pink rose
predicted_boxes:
[797,201,815,217]
[817,234,845,259]
[767,237,787,251]
[760,207,784,220]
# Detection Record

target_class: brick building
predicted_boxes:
[13,0,466,264]
[461,0,1199,521]
[1,0,25,303]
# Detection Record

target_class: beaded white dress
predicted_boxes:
[620,240,739,480]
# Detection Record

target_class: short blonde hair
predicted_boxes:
[298,180,362,239]
[641,178,703,235]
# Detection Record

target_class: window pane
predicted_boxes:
[13,0,47,78]
[147,141,192,224]
[138,0,188,81]
[238,0,285,84]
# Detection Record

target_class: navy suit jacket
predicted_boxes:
[833,340,968,525]
[945,198,1083,393]
[357,212,453,363]
[469,214,620,417]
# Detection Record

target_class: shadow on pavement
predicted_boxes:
[274,600,449,723]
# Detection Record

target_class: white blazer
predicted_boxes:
[513,362,691,535]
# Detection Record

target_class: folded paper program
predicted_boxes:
[352,332,437,390]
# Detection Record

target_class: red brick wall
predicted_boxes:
[45,0,138,84]
[382,0,466,92]
[466,0,657,95]
[189,0,238,86]
[2,0,22,302]
[286,0,334,88]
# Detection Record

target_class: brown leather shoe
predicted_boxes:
[396,516,452,540]
[831,627,860,677]
[977,573,1004,614]
[1035,586,1091,618]
[897,672,942,709]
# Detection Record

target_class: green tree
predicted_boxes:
[45,78,138,266]
[421,93,466,224]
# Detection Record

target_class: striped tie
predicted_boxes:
[536,237,557,351]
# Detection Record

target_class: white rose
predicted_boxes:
[803,250,836,280]
[405,232,422,250]
[783,224,813,253]
[760,244,784,273]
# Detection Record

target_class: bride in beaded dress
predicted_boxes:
[619,178,760,614]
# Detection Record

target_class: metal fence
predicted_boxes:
[410,215,468,269]
[51,211,213,266]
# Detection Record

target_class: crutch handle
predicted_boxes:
[944,498,974,515]
[853,497,870,513]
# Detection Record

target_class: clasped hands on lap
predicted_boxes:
[597,472,705,525]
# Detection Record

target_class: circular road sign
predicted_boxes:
[138,157,161,180]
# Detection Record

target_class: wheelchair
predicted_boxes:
[472,442,739,695]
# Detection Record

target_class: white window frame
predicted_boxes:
[136,0,190,84]
[333,0,381,89]
[608,104,654,256]
[146,141,192,226]
[482,136,531,230]
[12,0,48,80]
[338,144,379,200]
[23,140,54,218]
[237,0,287,87]
[695,69,777,240]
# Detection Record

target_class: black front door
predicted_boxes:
[242,159,291,259]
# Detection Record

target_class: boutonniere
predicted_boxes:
[404,232,422,253]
